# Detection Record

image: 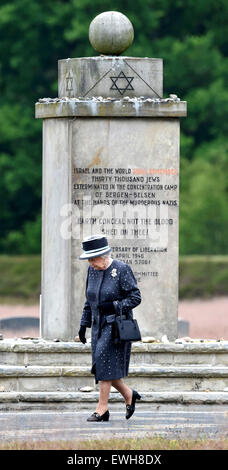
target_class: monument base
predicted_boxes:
[0,339,228,410]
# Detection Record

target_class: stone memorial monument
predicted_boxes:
[1,13,228,411]
[35,11,187,342]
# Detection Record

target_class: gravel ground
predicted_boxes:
[0,297,228,340]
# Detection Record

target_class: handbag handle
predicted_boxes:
[118,302,135,326]
[119,302,123,324]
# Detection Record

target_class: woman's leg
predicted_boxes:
[96,380,112,415]
[111,378,133,405]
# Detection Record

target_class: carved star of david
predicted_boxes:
[110,71,134,95]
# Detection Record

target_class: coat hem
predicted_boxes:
[91,360,129,383]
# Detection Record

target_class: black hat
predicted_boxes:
[78,234,112,260]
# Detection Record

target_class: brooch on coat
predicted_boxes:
[111,268,117,278]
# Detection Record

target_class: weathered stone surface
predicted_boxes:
[38,113,186,340]
[41,119,73,340]
[70,116,181,340]
[0,339,227,397]
[58,56,163,99]
[1,364,228,377]
[0,391,228,405]
[0,357,228,393]
[0,366,90,376]
[0,340,228,374]
[35,98,186,119]
[89,11,134,55]
[1,339,228,397]
[1,339,228,353]
[0,377,94,393]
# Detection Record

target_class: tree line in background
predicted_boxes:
[0,0,227,255]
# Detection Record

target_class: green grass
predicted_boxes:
[179,255,228,298]
[0,435,228,450]
[0,255,41,303]
[0,255,228,303]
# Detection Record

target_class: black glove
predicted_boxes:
[98,301,116,315]
[78,325,87,344]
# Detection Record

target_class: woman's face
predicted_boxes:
[88,256,108,270]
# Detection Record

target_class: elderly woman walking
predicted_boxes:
[78,234,142,422]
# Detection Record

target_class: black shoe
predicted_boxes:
[126,389,141,420]
[87,410,110,422]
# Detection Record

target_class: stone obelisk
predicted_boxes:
[35,11,187,341]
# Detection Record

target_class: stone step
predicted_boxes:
[0,365,228,393]
[2,351,228,366]
[1,340,228,395]
[1,364,228,377]
[0,391,228,411]
[1,340,228,366]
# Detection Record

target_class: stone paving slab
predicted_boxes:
[0,405,228,443]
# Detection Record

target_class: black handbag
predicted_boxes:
[114,303,141,342]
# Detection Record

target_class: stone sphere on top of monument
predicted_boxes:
[89,11,134,55]
[58,10,163,99]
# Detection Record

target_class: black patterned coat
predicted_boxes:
[80,258,141,384]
